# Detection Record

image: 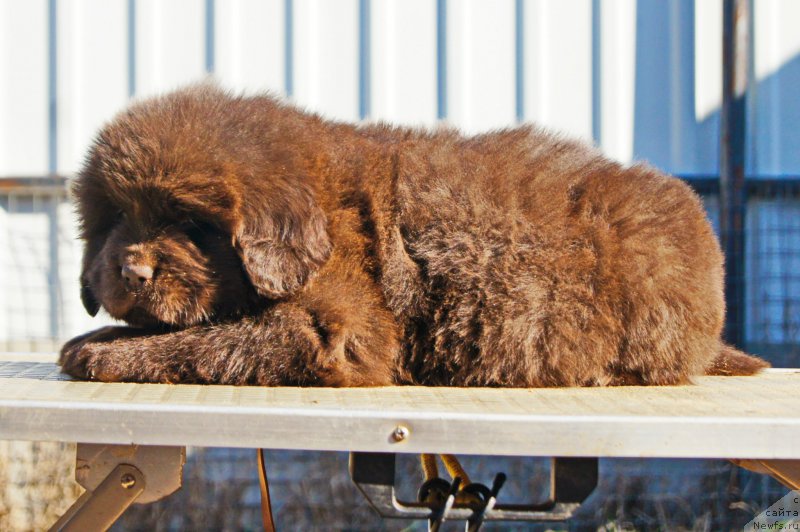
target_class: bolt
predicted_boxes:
[120,473,136,489]
[392,425,409,442]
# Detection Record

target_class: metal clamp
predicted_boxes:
[349,453,598,529]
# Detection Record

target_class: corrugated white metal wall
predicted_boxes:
[0,0,798,349]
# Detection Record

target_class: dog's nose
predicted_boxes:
[121,263,154,287]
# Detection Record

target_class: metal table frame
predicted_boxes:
[2,359,799,530]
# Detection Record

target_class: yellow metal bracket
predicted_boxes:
[732,459,800,490]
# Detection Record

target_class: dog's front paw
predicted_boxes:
[59,327,187,384]
[59,327,147,381]
[59,338,125,382]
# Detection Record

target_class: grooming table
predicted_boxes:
[1,355,798,530]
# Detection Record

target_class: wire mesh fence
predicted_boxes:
[745,194,800,359]
[687,177,800,368]
[0,178,110,352]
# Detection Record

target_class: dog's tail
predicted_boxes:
[705,343,770,376]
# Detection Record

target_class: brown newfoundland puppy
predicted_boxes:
[59,84,768,387]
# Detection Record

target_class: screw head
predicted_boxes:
[120,473,136,489]
[392,425,410,442]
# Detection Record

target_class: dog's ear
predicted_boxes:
[79,237,101,317]
[234,185,332,298]
[80,275,100,317]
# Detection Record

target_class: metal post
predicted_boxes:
[719,0,749,347]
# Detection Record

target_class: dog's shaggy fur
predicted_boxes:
[59,85,768,386]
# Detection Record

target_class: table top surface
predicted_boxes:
[0,356,798,459]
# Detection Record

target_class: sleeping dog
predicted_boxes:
[60,84,768,386]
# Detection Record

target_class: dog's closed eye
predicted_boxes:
[180,220,216,247]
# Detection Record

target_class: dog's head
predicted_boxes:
[75,86,331,328]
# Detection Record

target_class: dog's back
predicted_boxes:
[352,123,765,386]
